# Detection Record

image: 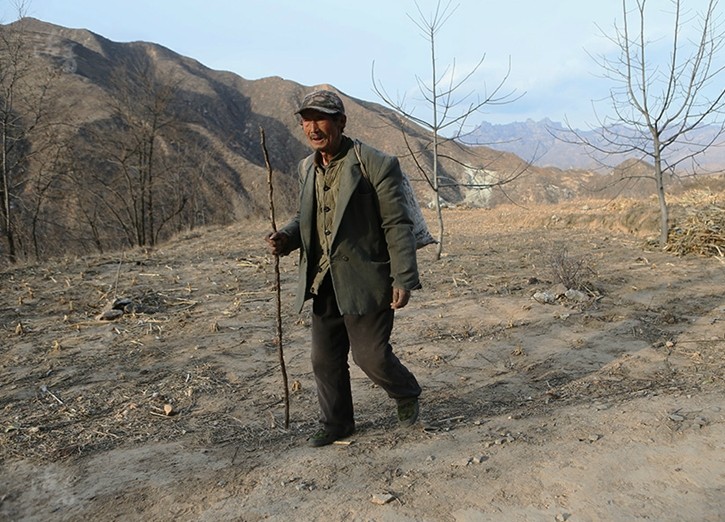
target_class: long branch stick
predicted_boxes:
[260,126,290,429]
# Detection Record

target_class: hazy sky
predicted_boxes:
[5,0,717,128]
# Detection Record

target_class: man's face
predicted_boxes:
[299,109,346,156]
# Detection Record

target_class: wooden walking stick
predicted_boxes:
[260,126,290,429]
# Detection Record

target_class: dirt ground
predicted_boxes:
[1,202,723,522]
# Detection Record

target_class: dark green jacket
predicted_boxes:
[279,138,420,314]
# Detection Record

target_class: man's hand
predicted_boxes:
[391,287,411,310]
[265,231,289,256]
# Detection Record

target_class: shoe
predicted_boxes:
[308,426,354,448]
[397,398,419,427]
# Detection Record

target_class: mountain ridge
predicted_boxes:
[463,118,725,172]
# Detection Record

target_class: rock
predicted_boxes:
[669,414,685,422]
[99,309,124,321]
[533,291,557,304]
[552,284,568,298]
[578,434,601,443]
[371,493,395,505]
[564,288,588,302]
[112,297,133,310]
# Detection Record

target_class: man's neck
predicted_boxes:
[319,151,336,166]
[318,136,349,166]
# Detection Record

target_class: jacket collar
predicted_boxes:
[300,136,362,246]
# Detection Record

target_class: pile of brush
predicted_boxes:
[666,190,724,258]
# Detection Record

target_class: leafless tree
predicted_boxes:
[67,81,226,255]
[161,128,223,233]
[571,0,725,246]
[372,0,521,259]
[22,132,70,259]
[104,55,182,248]
[0,3,60,262]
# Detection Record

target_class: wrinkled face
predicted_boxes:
[299,109,346,157]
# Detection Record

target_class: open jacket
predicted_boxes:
[278,138,420,315]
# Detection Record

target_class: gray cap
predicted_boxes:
[295,89,345,116]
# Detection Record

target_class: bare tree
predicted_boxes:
[104,55,182,248]
[73,56,240,254]
[0,4,60,262]
[372,0,520,260]
[572,0,725,246]
[160,128,223,233]
[22,132,70,260]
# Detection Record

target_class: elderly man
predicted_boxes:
[266,89,422,447]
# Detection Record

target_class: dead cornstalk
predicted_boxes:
[260,126,290,429]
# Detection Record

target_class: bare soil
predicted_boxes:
[1,202,723,521]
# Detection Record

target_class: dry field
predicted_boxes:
[1,199,723,521]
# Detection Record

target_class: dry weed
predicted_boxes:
[545,242,597,292]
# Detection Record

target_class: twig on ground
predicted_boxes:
[40,385,64,405]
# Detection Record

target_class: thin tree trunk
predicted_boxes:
[654,160,669,247]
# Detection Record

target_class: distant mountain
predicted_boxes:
[463,119,725,172]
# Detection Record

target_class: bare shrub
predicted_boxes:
[546,243,597,292]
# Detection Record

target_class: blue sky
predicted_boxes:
[5,0,717,128]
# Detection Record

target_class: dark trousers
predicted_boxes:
[311,276,421,433]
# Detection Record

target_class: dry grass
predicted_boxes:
[666,190,725,258]
[464,189,724,260]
